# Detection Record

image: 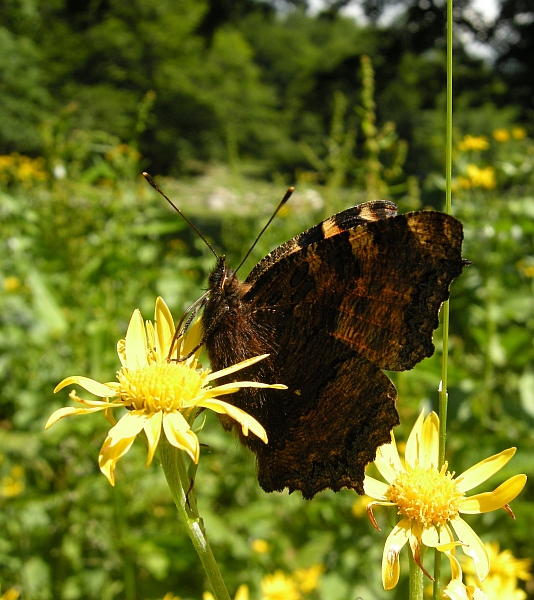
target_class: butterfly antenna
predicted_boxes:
[234,186,294,274]
[143,172,218,259]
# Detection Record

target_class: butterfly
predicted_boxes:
[198,198,469,499]
[143,175,468,499]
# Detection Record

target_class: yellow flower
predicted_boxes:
[462,542,532,600]
[470,575,526,600]
[47,297,286,485]
[0,589,20,600]
[293,564,325,593]
[465,164,496,189]
[1,465,25,498]
[363,410,527,591]
[458,135,489,152]
[251,539,270,554]
[352,494,373,517]
[518,259,534,278]
[456,176,472,190]
[204,585,249,600]
[3,276,21,292]
[492,129,510,143]
[261,570,301,600]
[512,127,527,140]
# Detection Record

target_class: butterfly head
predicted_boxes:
[205,256,251,324]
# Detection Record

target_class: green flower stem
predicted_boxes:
[159,438,231,600]
[409,548,424,600]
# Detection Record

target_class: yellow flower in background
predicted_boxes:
[1,465,25,498]
[518,259,534,278]
[465,164,497,189]
[261,570,301,600]
[3,277,21,292]
[251,539,270,554]
[0,589,20,600]
[462,542,532,600]
[457,176,472,190]
[204,584,249,600]
[363,410,526,591]
[481,542,532,581]
[352,493,373,517]
[493,129,510,143]
[47,297,286,485]
[458,135,490,152]
[293,564,325,594]
[512,127,527,140]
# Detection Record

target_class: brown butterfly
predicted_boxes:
[144,176,468,499]
[200,199,468,499]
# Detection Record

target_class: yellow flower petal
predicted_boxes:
[203,381,287,396]
[146,319,156,354]
[375,437,403,483]
[54,376,117,397]
[459,474,527,514]
[444,548,463,581]
[163,412,199,463]
[45,405,109,429]
[419,412,439,469]
[108,411,146,441]
[205,354,270,382]
[68,390,120,407]
[408,521,435,581]
[444,578,488,600]
[155,297,175,360]
[181,316,203,360]
[125,309,148,369]
[455,448,516,493]
[197,398,267,442]
[235,584,249,600]
[363,475,390,500]
[405,409,426,468]
[421,522,455,547]
[144,410,163,466]
[450,517,489,580]
[382,518,410,590]
[99,434,137,485]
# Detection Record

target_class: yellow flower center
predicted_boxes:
[117,362,205,413]
[387,463,463,527]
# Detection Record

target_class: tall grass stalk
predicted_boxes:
[433,0,454,598]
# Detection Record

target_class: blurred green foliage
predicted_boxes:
[1,0,532,179]
[1,113,533,599]
[1,1,534,598]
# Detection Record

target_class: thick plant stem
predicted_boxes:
[409,549,424,600]
[160,438,231,600]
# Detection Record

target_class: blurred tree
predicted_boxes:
[490,0,534,116]
[195,0,274,40]
[0,3,51,152]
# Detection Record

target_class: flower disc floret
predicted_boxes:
[388,463,463,528]
[117,362,204,413]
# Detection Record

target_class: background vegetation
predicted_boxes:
[1,0,533,599]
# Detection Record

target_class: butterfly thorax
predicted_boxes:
[203,256,270,374]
